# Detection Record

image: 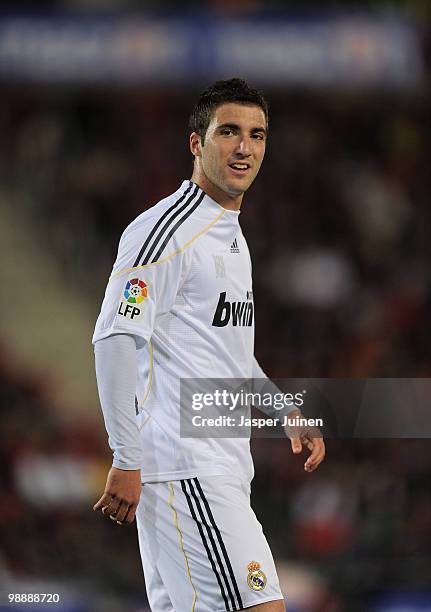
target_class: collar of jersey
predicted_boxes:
[183,180,241,219]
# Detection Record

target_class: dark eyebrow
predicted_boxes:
[217,123,240,131]
[218,123,267,136]
[251,127,267,135]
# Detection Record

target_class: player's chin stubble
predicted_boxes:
[223,169,255,196]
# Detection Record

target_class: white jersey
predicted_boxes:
[93,180,256,483]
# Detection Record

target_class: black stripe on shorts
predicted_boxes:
[194,478,244,610]
[181,479,240,611]
[188,479,240,610]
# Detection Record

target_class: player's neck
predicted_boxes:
[191,173,243,212]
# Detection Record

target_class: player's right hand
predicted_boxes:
[93,466,142,525]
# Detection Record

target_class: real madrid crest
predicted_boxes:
[247,561,267,591]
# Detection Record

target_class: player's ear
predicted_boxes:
[190,132,202,158]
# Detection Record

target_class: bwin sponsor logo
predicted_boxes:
[212,291,254,327]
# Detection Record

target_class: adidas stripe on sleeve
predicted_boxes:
[92,185,203,344]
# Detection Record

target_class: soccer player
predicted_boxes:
[92,78,325,611]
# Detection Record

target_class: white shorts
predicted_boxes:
[136,475,284,611]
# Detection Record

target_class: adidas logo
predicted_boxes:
[230,238,240,253]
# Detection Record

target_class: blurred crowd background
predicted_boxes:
[0,1,430,611]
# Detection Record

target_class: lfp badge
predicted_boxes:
[247,561,267,591]
[118,278,148,321]
[124,278,148,304]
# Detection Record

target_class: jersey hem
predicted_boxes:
[140,467,250,484]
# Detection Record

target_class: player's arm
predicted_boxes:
[93,333,143,525]
[252,356,325,472]
[92,220,191,523]
[251,356,299,418]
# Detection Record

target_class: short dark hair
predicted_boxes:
[189,77,269,145]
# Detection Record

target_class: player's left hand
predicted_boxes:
[285,409,325,472]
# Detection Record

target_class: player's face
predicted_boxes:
[193,102,267,200]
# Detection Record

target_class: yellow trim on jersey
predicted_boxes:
[168,481,197,612]
[138,414,150,430]
[138,339,153,416]
[110,209,226,280]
